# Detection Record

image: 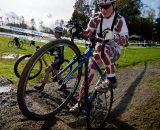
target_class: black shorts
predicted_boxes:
[51,58,64,70]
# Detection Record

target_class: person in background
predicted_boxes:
[30,40,35,46]
[14,37,20,48]
[34,26,66,91]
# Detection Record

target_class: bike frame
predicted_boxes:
[54,45,105,85]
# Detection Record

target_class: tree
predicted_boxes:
[117,0,142,27]
[30,18,36,30]
[68,10,89,29]
[154,17,160,43]
[0,16,3,25]
[117,0,142,17]
[68,0,90,29]
[158,5,160,17]
[54,19,65,27]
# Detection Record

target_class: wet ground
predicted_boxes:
[0,60,160,130]
[0,53,23,60]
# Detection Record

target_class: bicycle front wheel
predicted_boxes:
[87,89,113,129]
[17,39,82,120]
[19,40,24,48]
[14,54,43,79]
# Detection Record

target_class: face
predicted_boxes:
[54,32,61,39]
[100,4,114,18]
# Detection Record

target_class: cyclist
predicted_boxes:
[30,40,35,46]
[34,26,65,91]
[14,37,20,48]
[70,0,129,112]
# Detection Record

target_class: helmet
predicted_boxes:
[97,0,117,6]
[54,26,63,33]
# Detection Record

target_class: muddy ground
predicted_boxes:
[0,60,160,130]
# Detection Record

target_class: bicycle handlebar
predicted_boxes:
[77,34,111,48]
[70,26,116,46]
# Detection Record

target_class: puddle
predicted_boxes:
[0,53,23,59]
[0,77,13,93]
[0,86,12,93]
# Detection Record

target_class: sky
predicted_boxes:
[141,0,159,16]
[0,0,159,29]
[0,0,75,28]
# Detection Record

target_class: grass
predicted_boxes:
[0,36,44,84]
[0,36,160,85]
[0,36,44,54]
[117,47,160,67]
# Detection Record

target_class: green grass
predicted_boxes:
[117,47,160,67]
[0,36,45,84]
[0,36,44,54]
[0,36,160,85]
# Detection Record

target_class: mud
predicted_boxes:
[0,61,160,130]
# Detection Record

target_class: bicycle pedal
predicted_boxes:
[58,84,67,91]
[58,79,63,85]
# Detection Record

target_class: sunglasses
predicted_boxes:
[100,4,112,9]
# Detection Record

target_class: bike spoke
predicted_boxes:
[88,91,113,128]
[17,40,82,120]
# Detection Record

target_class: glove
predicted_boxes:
[80,30,93,37]
[116,36,128,47]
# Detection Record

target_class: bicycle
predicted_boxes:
[14,46,72,80]
[17,28,114,129]
[8,38,24,48]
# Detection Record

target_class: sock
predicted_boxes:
[40,83,45,87]
[108,76,117,84]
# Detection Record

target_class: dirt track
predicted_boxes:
[0,60,160,130]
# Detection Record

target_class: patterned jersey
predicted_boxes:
[87,12,129,41]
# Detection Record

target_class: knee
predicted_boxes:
[45,66,52,73]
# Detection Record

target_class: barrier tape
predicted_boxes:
[0,25,54,38]
[0,25,86,47]
[0,32,51,43]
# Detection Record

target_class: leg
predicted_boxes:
[79,44,102,99]
[41,65,53,85]
[101,45,120,85]
[50,58,67,90]
[16,41,20,48]
[69,44,102,113]
[34,65,53,91]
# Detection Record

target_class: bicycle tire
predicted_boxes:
[87,89,113,129]
[17,39,82,120]
[14,54,43,80]
[19,40,24,48]
[8,41,14,47]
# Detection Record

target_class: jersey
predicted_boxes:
[51,38,64,70]
[87,12,129,41]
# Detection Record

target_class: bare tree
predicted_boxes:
[0,16,3,25]
[30,18,36,30]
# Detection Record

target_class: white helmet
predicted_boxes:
[54,26,63,33]
[97,0,117,6]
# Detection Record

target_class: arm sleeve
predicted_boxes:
[119,17,129,38]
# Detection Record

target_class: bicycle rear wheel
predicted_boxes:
[8,41,14,47]
[14,54,43,80]
[87,89,113,129]
[17,39,82,120]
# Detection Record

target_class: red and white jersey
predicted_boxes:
[87,12,129,39]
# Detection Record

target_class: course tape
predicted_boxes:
[0,32,51,43]
[0,25,54,38]
[0,25,87,46]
